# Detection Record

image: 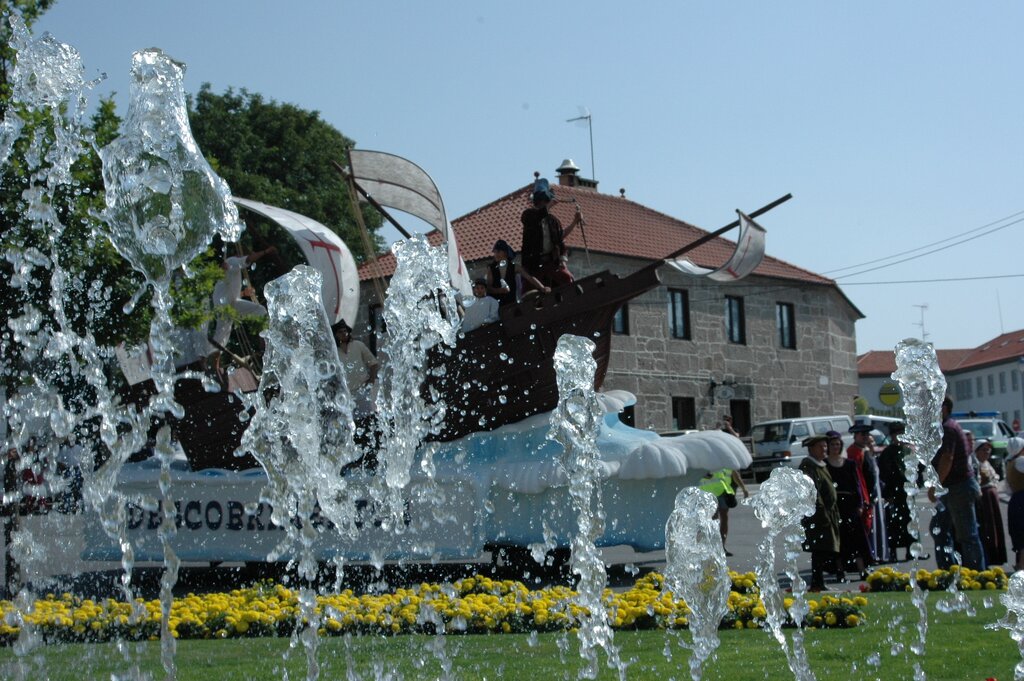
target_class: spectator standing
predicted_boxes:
[721,415,740,437]
[865,433,890,562]
[846,424,876,542]
[1005,437,1024,572]
[877,423,923,561]
[930,396,986,571]
[973,438,1007,567]
[825,431,872,581]
[799,434,841,592]
[698,468,749,557]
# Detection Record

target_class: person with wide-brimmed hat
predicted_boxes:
[798,434,841,591]
[519,177,580,294]
[846,423,878,543]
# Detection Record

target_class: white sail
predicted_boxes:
[348,149,473,298]
[667,211,767,282]
[232,197,359,327]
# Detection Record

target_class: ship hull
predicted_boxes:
[159,267,661,467]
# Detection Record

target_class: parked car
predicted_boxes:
[747,415,854,482]
[954,411,1014,477]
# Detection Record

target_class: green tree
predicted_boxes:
[0,0,56,111]
[188,85,382,261]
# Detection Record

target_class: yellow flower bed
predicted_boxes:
[864,565,1009,593]
[0,571,866,645]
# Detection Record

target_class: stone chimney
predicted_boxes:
[556,159,581,186]
[556,158,598,190]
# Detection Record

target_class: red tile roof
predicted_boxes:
[858,330,1024,376]
[359,183,836,287]
[857,349,973,377]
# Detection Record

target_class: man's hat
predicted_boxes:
[802,435,829,447]
[532,178,555,203]
[974,438,992,451]
[889,422,906,435]
[849,423,873,434]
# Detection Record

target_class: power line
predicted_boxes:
[833,215,1024,281]
[840,273,1024,286]
[822,207,1024,277]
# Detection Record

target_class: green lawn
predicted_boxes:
[0,592,1015,680]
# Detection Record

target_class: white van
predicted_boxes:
[747,415,854,482]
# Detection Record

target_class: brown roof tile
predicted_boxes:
[953,329,1024,372]
[359,184,836,286]
[855,336,1024,377]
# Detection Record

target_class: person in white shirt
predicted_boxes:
[333,321,379,414]
[210,247,276,349]
[461,279,500,333]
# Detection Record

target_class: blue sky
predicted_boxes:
[35,1,1024,354]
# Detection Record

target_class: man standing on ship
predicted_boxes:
[519,178,581,294]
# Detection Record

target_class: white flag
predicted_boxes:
[667,211,767,282]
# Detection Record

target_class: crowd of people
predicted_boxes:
[796,396,1024,591]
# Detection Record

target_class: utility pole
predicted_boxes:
[912,304,929,342]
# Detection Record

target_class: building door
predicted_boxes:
[730,399,751,436]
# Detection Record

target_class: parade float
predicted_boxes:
[78,146,789,565]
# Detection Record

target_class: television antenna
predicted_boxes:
[566,107,595,181]
[912,303,929,341]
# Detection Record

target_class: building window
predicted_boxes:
[776,302,796,349]
[781,401,801,419]
[612,304,629,335]
[977,377,984,396]
[988,375,995,396]
[725,295,745,344]
[1000,372,1007,393]
[1014,371,1020,392]
[668,289,690,340]
[672,397,696,430]
[955,379,972,401]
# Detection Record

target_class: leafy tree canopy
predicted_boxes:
[0,0,56,108]
[189,85,383,262]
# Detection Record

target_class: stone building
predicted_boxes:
[358,161,862,435]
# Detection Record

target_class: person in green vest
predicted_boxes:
[699,467,750,557]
